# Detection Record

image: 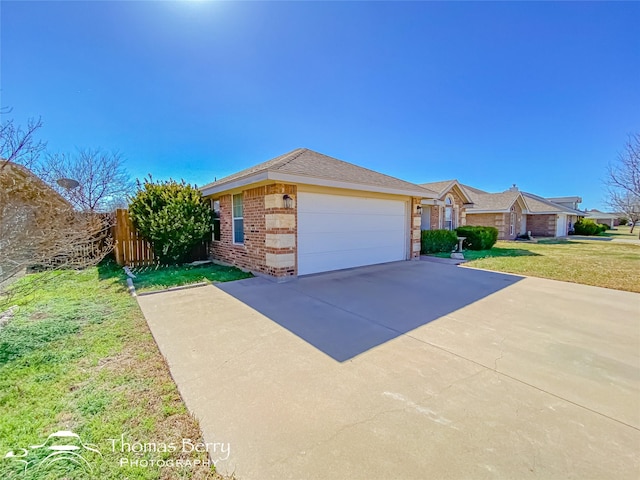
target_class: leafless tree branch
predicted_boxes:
[605,133,640,237]
[0,117,46,170]
[37,149,135,212]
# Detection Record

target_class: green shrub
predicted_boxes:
[455,226,499,250]
[619,218,628,226]
[421,229,458,254]
[573,218,603,236]
[129,177,212,264]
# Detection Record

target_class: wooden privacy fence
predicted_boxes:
[112,209,157,267]
[111,209,210,267]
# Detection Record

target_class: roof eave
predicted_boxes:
[465,209,511,214]
[201,171,437,199]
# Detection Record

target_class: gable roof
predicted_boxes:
[418,179,473,203]
[584,210,618,220]
[419,180,457,196]
[463,189,524,213]
[521,192,584,215]
[201,148,438,198]
[546,196,582,203]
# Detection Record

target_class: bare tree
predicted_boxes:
[607,190,640,234]
[0,116,46,170]
[38,149,135,212]
[606,133,640,237]
[0,120,113,287]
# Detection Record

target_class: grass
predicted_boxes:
[0,266,230,480]
[127,263,253,293]
[431,230,640,293]
[597,225,640,240]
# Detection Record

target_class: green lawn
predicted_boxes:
[433,236,640,293]
[0,266,228,479]
[128,263,253,293]
[597,225,640,240]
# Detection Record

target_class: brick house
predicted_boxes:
[200,149,437,279]
[461,185,528,240]
[584,209,618,228]
[417,180,474,232]
[520,192,584,237]
[390,175,585,240]
[460,185,584,239]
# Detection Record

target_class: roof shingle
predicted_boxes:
[201,148,438,197]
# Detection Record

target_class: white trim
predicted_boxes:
[232,193,244,245]
[421,199,445,206]
[201,172,269,196]
[201,171,433,198]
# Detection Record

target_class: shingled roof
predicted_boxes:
[521,192,584,215]
[419,180,457,197]
[419,179,474,203]
[201,148,438,198]
[463,188,524,213]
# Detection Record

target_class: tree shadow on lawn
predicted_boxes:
[217,261,523,362]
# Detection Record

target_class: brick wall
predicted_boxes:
[466,213,507,239]
[429,187,467,230]
[503,203,524,240]
[526,214,556,237]
[209,183,297,278]
[264,184,297,277]
[430,205,440,229]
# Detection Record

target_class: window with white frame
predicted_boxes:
[510,206,516,236]
[232,194,244,244]
[444,196,454,230]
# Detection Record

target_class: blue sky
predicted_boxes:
[2,1,639,209]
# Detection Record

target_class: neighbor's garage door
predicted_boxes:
[297,192,407,275]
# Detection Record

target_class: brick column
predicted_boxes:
[411,198,422,259]
[264,184,297,278]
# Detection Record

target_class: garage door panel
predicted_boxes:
[299,213,405,233]
[298,230,405,254]
[298,196,402,215]
[299,247,403,273]
[297,192,407,275]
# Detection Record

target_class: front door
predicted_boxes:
[421,207,431,230]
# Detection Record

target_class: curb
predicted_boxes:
[136,282,212,296]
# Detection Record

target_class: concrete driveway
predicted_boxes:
[137,261,640,480]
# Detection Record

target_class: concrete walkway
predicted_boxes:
[137,261,640,480]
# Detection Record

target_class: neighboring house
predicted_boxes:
[545,196,582,211]
[418,179,584,239]
[584,209,619,228]
[461,185,528,240]
[200,148,437,279]
[417,179,474,231]
[520,192,584,237]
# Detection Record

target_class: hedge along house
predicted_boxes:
[417,179,474,231]
[200,148,438,279]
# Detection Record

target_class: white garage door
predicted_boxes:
[297,192,407,275]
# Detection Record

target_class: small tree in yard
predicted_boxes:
[129,177,211,265]
[606,133,640,236]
